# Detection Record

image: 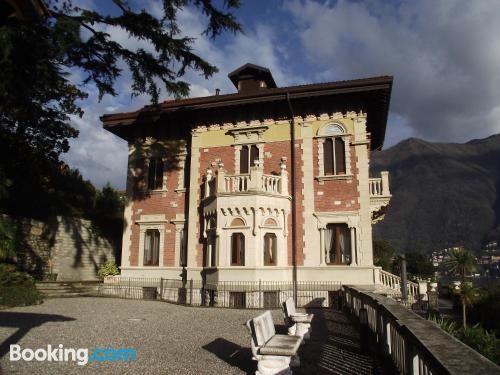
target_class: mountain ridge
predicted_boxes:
[371,133,500,254]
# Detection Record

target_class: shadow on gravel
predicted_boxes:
[0,312,75,358]
[203,337,254,374]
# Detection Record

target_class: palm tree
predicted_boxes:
[445,247,477,327]
[445,247,476,281]
[457,282,479,328]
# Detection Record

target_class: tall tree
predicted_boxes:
[0,0,241,217]
[445,247,476,281]
[457,282,479,328]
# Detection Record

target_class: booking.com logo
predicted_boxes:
[10,344,136,366]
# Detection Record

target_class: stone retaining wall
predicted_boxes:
[6,215,117,281]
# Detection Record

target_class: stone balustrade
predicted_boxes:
[343,285,500,374]
[204,159,289,198]
[369,171,390,197]
[379,269,419,300]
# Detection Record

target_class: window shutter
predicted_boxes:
[323,139,334,175]
[240,146,249,174]
[335,138,346,174]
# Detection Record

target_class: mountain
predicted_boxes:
[370,134,500,254]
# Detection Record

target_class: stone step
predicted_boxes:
[36,282,101,298]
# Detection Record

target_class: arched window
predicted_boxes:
[263,233,277,266]
[144,229,160,266]
[231,233,245,266]
[325,224,351,265]
[148,157,164,190]
[318,123,348,177]
[263,218,278,227]
[230,217,246,227]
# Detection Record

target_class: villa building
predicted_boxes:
[101,63,393,286]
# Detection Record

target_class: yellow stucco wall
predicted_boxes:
[198,118,355,147]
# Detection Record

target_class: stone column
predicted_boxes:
[350,227,357,265]
[280,158,289,196]
[249,160,263,191]
[319,228,325,265]
[381,171,390,196]
[186,132,201,269]
[216,162,226,193]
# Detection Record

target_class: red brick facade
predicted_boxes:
[313,138,360,212]
[128,163,185,267]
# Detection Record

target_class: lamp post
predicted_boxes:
[400,254,408,301]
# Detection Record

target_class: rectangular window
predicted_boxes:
[231,233,245,266]
[148,158,164,190]
[144,229,160,266]
[263,233,277,266]
[325,224,351,265]
[229,292,246,308]
[323,138,346,176]
[239,145,260,174]
[179,228,187,267]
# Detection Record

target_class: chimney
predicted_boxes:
[215,88,220,96]
[228,63,277,94]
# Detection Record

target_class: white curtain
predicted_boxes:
[144,232,151,265]
[152,231,159,265]
[324,226,334,263]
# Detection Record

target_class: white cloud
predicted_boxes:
[64,1,296,189]
[285,0,500,145]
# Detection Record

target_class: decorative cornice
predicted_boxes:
[190,110,368,133]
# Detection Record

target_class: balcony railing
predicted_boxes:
[204,160,289,198]
[369,171,390,197]
[344,285,500,374]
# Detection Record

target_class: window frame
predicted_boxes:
[316,123,351,180]
[143,229,160,266]
[263,232,277,266]
[325,223,351,266]
[147,157,165,190]
[230,232,245,266]
[238,144,260,174]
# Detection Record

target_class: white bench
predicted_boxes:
[282,298,314,340]
[246,310,302,375]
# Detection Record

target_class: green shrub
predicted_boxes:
[0,263,42,307]
[97,261,120,279]
[458,325,500,365]
[431,315,500,365]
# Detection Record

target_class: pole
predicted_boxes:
[401,254,408,301]
[286,92,298,306]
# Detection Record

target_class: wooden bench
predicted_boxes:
[246,310,302,375]
[282,298,314,340]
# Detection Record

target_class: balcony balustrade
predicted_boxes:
[204,159,289,199]
[369,171,391,223]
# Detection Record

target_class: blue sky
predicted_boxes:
[63,0,500,189]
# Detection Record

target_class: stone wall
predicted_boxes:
[7,215,117,281]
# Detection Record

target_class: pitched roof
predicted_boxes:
[101,74,393,150]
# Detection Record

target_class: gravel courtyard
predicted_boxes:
[0,297,387,375]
